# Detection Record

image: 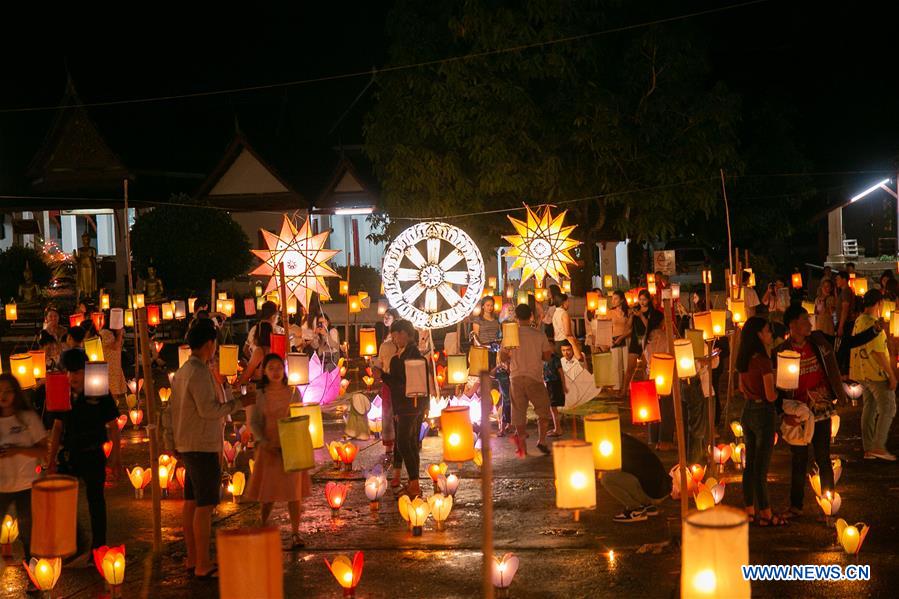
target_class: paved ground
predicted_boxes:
[1,392,898,598]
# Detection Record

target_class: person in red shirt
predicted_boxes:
[775,304,846,520]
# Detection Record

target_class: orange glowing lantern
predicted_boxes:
[93,545,126,587]
[440,405,475,462]
[791,273,803,289]
[325,482,350,517]
[649,353,675,395]
[325,551,364,597]
[629,380,660,424]
[146,305,160,326]
[693,311,713,340]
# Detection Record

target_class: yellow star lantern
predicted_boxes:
[503,205,579,286]
[251,215,340,308]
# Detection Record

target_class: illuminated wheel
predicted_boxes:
[381,222,485,329]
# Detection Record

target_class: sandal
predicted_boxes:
[780,508,802,521]
[289,533,305,549]
[546,430,562,438]
[194,565,219,580]
[757,514,788,527]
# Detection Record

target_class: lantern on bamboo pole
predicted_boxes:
[441,405,475,462]
[584,413,621,471]
[710,310,727,337]
[791,272,803,289]
[359,328,378,357]
[217,527,283,599]
[649,353,675,395]
[468,346,489,375]
[674,339,696,378]
[219,345,239,376]
[85,362,109,396]
[85,336,104,362]
[146,305,160,326]
[693,311,713,340]
[592,352,616,387]
[630,381,660,423]
[552,440,595,519]
[501,322,520,348]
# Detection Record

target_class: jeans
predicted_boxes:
[393,411,423,481]
[0,489,32,559]
[601,471,654,510]
[741,401,776,511]
[861,380,897,452]
[683,378,709,464]
[496,370,511,427]
[59,448,107,551]
[790,418,832,510]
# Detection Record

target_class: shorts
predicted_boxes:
[546,379,565,407]
[510,376,552,428]
[181,451,222,507]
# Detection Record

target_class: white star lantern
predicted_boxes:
[503,205,579,286]
[251,215,340,308]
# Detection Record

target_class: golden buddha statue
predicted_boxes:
[17,261,42,304]
[75,232,98,298]
[143,265,165,302]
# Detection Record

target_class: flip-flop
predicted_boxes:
[194,566,219,580]
[757,515,788,527]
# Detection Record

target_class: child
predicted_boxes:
[0,373,47,564]
[544,336,567,437]
[245,354,311,549]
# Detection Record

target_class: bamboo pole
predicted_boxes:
[479,370,495,599]
[123,181,140,383]
[345,261,351,355]
[210,279,216,312]
[720,169,733,288]
[278,263,290,347]
[663,297,689,520]
[136,307,162,552]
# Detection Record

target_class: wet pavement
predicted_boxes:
[2,393,898,598]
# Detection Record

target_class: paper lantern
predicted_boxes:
[1,513,18,546]
[427,462,448,482]
[365,476,388,506]
[552,440,596,512]
[31,475,78,557]
[359,328,378,357]
[694,487,715,511]
[219,345,239,376]
[221,299,235,317]
[285,296,298,316]
[441,405,475,462]
[702,269,712,285]
[408,496,430,535]
[23,557,62,591]
[586,292,600,312]
[595,297,608,316]
[161,302,174,321]
[728,298,745,324]
[404,359,428,397]
[4,302,17,321]
[501,322,520,348]
[93,545,126,587]
[69,313,84,328]
[492,553,520,591]
[126,466,151,498]
[277,415,315,472]
[336,441,359,469]
[10,354,36,389]
[600,274,613,289]
[649,353,675,395]
[816,491,842,516]
[671,283,681,299]
[674,339,697,378]
[776,350,801,390]
[129,408,144,427]
[270,333,287,359]
[882,300,895,321]
[130,294,145,309]
[592,352,616,387]
[375,298,388,316]
[468,346,489,375]
[124,309,134,328]
[288,403,324,448]
[106,307,123,330]
[84,362,109,396]
[791,272,802,289]
[158,463,172,491]
[693,311,713,340]
[348,295,362,314]
[325,551,364,596]
[584,413,621,470]
[595,317,613,347]
[146,305,160,326]
[647,282,657,295]
[630,380,660,423]
[229,471,246,500]
[85,336,105,362]
[217,527,283,599]
[428,493,453,531]
[45,372,71,412]
[338,280,349,296]
[835,519,869,556]
[850,277,868,295]
[287,353,310,386]
[730,420,744,438]
[446,354,468,385]
[831,414,840,440]
[175,344,191,369]
[185,297,197,314]
[29,351,47,381]
[681,507,750,599]
[437,473,460,497]
[710,310,727,337]
[325,482,350,517]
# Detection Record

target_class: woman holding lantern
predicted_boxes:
[246,354,311,549]
[42,306,67,344]
[472,296,501,364]
[624,290,663,401]
[99,322,127,408]
[736,316,786,526]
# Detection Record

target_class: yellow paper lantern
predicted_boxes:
[325,551,364,593]
[552,440,596,512]
[468,346,489,375]
[186,297,198,313]
[441,405,475,462]
[702,269,712,285]
[177,344,191,369]
[516,290,529,306]
[98,546,126,586]
[584,413,621,471]
[359,328,378,357]
[586,292,600,312]
[286,296,298,316]
[287,353,310,386]
[131,294,145,309]
[10,354,36,389]
[28,350,46,380]
[603,274,614,289]
[230,471,246,499]
[124,309,134,327]
[217,528,283,599]
[728,298,746,324]
[24,557,62,591]
[776,350,801,390]
[408,496,430,536]
[685,329,707,358]
[835,518,869,556]
[710,310,727,337]
[673,339,697,378]
[348,295,362,313]
[693,311,713,340]
[592,352,616,387]
[289,402,325,449]
[31,475,78,558]
[649,353,675,395]
[219,345,239,376]
[277,415,315,471]
[161,302,174,321]
[501,322,520,348]
[339,280,349,296]
[883,300,895,321]
[681,507,750,599]
[447,354,468,385]
[85,336,105,362]
[5,302,17,321]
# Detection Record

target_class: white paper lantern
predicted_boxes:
[109,308,124,330]
[776,350,800,390]
[287,353,310,386]
[405,359,428,397]
[85,362,109,397]
[681,507,750,598]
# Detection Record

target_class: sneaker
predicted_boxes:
[868,450,897,461]
[613,509,648,523]
[641,504,660,517]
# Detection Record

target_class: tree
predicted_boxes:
[0,245,52,301]
[130,198,252,294]
[365,0,741,288]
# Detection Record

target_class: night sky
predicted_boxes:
[1,1,897,196]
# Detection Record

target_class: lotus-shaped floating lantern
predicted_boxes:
[669,465,699,499]
[126,379,143,395]
[712,444,731,472]
[730,442,745,470]
[93,545,126,587]
[437,473,460,497]
[408,496,430,536]
[492,553,520,594]
[228,472,246,502]
[427,462,449,483]
[127,467,152,499]
[730,420,744,439]
[325,551,364,598]
[298,354,343,406]
[129,409,143,427]
[23,557,62,591]
[689,463,706,484]
[816,491,842,517]
[337,442,358,470]
[103,440,113,459]
[701,477,726,505]
[831,414,840,440]
[832,459,842,485]
[223,441,240,469]
[326,482,350,517]
[158,387,171,404]
[693,487,715,511]
[835,518,869,556]
[1,514,18,555]
[365,475,388,511]
[398,495,413,530]
[125,393,138,410]
[428,494,453,531]
[116,414,128,431]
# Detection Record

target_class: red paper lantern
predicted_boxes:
[91,311,105,331]
[630,380,660,424]
[147,305,160,326]
[45,372,71,412]
[69,313,85,328]
[270,333,287,359]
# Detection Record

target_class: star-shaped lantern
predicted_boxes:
[251,215,340,308]
[503,205,579,286]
